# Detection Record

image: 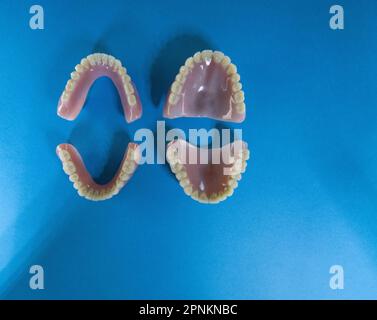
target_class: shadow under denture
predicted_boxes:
[163,50,246,123]
[149,34,214,107]
[166,139,249,204]
[57,53,142,123]
[56,143,141,201]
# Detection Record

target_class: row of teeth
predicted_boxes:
[57,146,137,201]
[168,50,245,114]
[166,147,249,204]
[61,53,137,107]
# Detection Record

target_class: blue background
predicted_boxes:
[1,0,377,299]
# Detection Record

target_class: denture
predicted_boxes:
[164,50,246,123]
[166,139,249,204]
[57,53,142,122]
[57,143,140,201]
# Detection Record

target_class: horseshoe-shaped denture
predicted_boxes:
[57,53,142,122]
[57,143,140,201]
[164,50,245,123]
[166,139,249,204]
[56,53,142,201]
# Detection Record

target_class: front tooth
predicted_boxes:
[88,55,96,66]
[108,56,115,68]
[113,59,121,71]
[201,50,213,64]
[193,52,202,63]
[191,190,199,200]
[209,193,220,204]
[221,56,231,67]
[63,161,76,175]
[227,63,237,75]
[171,82,182,94]
[101,53,108,65]
[175,73,185,84]
[184,185,193,195]
[73,181,82,190]
[71,71,80,80]
[127,94,137,106]
[199,192,209,203]
[213,51,225,63]
[122,74,131,84]
[243,150,250,160]
[119,172,130,181]
[233,91,245,103]
[124,82,134,94]
[185,57,194,69]
[232,82,242,92]
[168,93,179,105]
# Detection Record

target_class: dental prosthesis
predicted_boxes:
[56,51,249,203]
[164,50,245,123]
[166,139,249,204]
[56,53,142,201]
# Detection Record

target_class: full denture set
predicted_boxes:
[57,50,249,203]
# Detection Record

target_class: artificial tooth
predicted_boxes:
[116,179,125,189]
[191,190,199,200]
[213,51,225,63]
[71,71,80,80]
[193,52,202,63]
[175,73,185,83]
[69,173,79,182]
[171,82,182,94]
[168,93,179,105]
[63,161,76,175]
[125,82,134,94]
[179,178,190,188]
[119,172,130,181]
[58,149,71,161]
[199,192,209,203]
[108,56,115,68]
[73,181,82,190]
[75,64,85,73]
[65,79,75,92]
[224,187,234,197]
[231,73,241,83]
[209,193,220,204]
[113,59,122,71]
[127,94,137,106]
[243,149,250,160]
[201,50,213,64]
[221,56,231,67]
[88,55,96,66]
[176,171,187,180]
[184,185,193,195]
[118,67,127,76]
[80,58,90,69]
[235,102,246,113]
[227,63,237,75]
[61,91,69,102]
[100,54,108,65]
[185,57,194,69]
[179,66,189,77]
[122,74,131,84]
[233,91,245,103]
[232,82,242,92]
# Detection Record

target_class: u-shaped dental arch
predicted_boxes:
[166,139,249,204]
[57,53,142,122]
[57,143,140,201]
[164,50,246,123]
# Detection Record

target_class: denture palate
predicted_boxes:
[57,143,140,201]
[164,50,245,123]
[57,53,142,122]
[166,139,249,204]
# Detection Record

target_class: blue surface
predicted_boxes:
[1,0,377,299]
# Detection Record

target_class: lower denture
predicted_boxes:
[56,143,140,201]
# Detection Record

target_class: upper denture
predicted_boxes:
[164,50,246,123]
[57,53,142,122]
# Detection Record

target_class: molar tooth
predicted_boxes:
[232,82,242,92]
[116,178,125,189]
[179,178,190,188]
[193,52,202,63]
[69,173,79,182]
[233,91,245,103]
[184,185,193,195]
[118,66,127,76]
[171,82,182,94]
[113,59,122,71]
[63,161,76,175]
[243,150,250,160]
[119,172,130,181]
[227,63,237,75]
[213,51,225,63]
[179,66,189,77]
[168,93,179,105]
[65,79,75,92]
[175,74,185,84]
[127,94,137,106]
[191,190,199,200]
[235,102,246,113]
[61,91,69,102]
[231,73,241,83]
[221,56,231,67]
[73,181,82,190]
[176,171,187,180]
[58,149,71,161]
[108,56,115,67]
[124,82,134,94]
[224,186,234,197]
